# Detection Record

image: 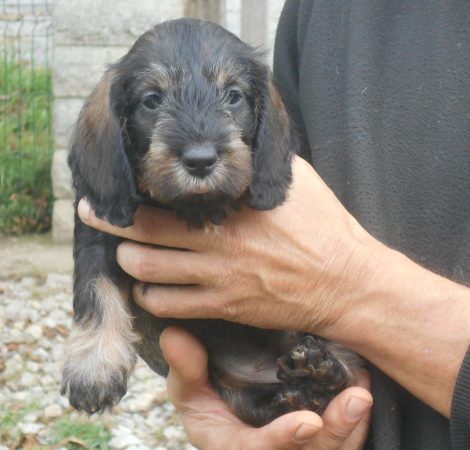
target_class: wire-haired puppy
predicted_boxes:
[62,18,362,427]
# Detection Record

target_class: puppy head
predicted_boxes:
[68,18,297,226]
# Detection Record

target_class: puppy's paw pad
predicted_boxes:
[61,366,128,414]
[277,335,349,392]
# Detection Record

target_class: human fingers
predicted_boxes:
[335,371,372,450]
[159,327,212,405]
[77,198,205,250]
[239,411,323,450]
[134,283,289,330]
[133,281,309,330]
[306,381,372,450]
[117,241,212,284]
[134,283,235,321]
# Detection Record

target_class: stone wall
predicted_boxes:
[51,0,285,243]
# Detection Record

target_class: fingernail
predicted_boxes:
[346,396,371,421]
[77,199,91,222]
[141,282,152,296]
[132,282,146,299]
[293,423,320,444]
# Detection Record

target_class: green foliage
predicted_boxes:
[0,406,112,450]
[51,418,112,450]
[0,52,53,235]
[0,401,41,446]
[0,409,20,435]
[0,410,21,446]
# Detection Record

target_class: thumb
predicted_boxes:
[238,410,323,450]
[160,326,210,403]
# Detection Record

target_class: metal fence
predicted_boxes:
[0,0,53,235]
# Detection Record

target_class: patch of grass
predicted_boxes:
[51,417,112,450]
[0,51,53,235]
[0,401,41,446]
[0,410,21,447]
[0,410,20,435]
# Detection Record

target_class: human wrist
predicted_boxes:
[306,216,384,341]
[327,239,440,348]
[325,236,470,415]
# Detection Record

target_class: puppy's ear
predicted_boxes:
[68,74,137,227]
[245,76,297,210]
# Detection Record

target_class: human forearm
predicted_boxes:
[328,239,470,417]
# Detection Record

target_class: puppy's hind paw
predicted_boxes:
[277,335,352,393]
[271,335,357,416]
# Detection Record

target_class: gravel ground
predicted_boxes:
[0,236,194,450]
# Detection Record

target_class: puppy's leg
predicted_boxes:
[61,221,139,414]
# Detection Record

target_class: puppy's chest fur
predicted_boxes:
[62,17,362,427]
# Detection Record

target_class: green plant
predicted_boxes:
[0,410,20,446]
[0,409,19,435]
[51,417,112,450]
[0,51,53,235]
[0,401,41,446]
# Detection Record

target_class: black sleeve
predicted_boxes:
[272,0,311,160]
[451,345,470,449]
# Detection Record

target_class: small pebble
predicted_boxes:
[26,324,43,340]
[44,404,62,418]
[18,422,44,434]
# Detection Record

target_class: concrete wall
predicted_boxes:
[51,0,286,243]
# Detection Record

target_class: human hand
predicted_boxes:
[77,156,470,417]
[77,156,378,338]
[160,326,372,450]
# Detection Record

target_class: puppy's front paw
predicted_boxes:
[61,362,130,414]
[60,326,137,414]
[61,275,140,414]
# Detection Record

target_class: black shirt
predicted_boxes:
[273,1,470,448]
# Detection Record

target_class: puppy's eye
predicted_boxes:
[142,93,162,110]
[226,89,243,105]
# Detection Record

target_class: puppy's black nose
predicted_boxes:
[181,145,218,178]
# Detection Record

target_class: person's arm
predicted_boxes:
[331,236,470,418]
[77,157,470,418]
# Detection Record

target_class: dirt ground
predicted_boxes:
[0,234,73,280]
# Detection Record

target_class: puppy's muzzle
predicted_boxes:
[181,144,218,178]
